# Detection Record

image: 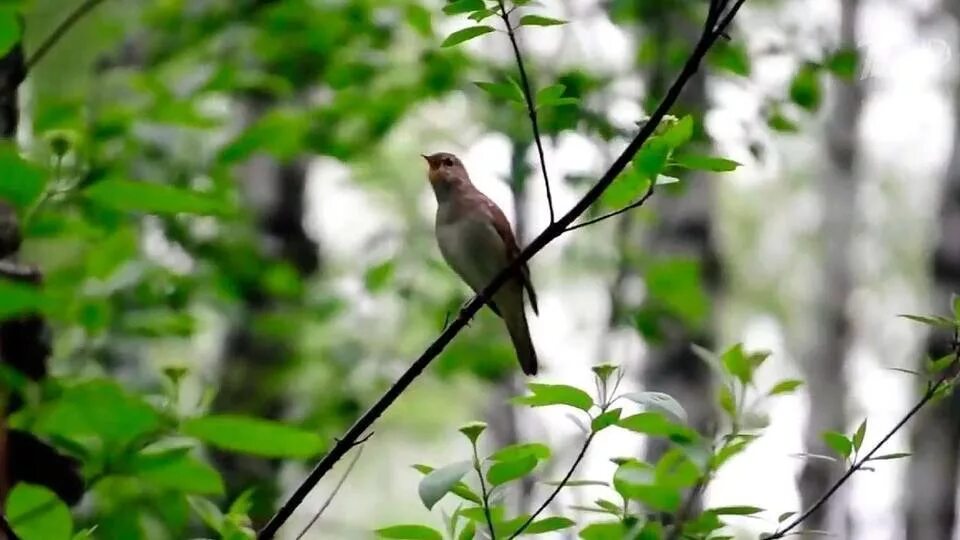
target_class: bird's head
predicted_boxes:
[422,152,470,197]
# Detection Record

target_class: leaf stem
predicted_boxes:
[473,445,497,540]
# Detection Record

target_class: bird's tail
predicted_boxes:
[503,302,538,376]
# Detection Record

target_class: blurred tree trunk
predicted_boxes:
[637,5,718,464]
[797,0,863,532]
[905,2,960,536]
[210,94,320,516]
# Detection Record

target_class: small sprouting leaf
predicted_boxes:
[487,454,538,486]
[375,525,444,540]
[898,314,958,328]
[789,63,823,111]
[769,379,804,396]
[692,343,723,373]
[594,499,622,514]
[852,419,867,451]
[823,431,853,459]
[458,421,487,444]
[621,391,687,423]
[718,385,736,418]
[866,452,911,462]
[513,383,594,411]
[520,516,575,534]
[442,0,485,15]
[468,8,496,22]
[659,115,695,149]
[418,460,473,510]
[711,506,764,516]
[474,81,524,103]
[926,354,955,374]
[536,83,565,103]
[181,415,324,458]
[488,443,550,462]
[673,154,742,172]
[825,48,859,81]
[591,408,622,432]
[441,26,495,47]
[412,465,481,504]
[778,511,796,522]
[721,343,752,385]
[767,107,800,132]
[518,15,566,27]
[8,484,72,540]
[591,363,618,381]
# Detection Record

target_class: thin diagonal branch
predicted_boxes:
[257,1,746,536]
[295,444,366,540]
[25,0,109,71]
[765,336,959,539]
[506,431,596,539]
[564,183,656,232]
[473,445,498,540]
[496,0,555,224]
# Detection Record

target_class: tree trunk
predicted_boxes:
[905,3,960,535]
[797,0,863,532]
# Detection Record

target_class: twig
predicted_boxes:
[295,445,366,540]
[564,183,656,232]
[496,0,555,224]
[256,1,746,536]
[764,337,959,539]
[473,446,498,540]
[506,431,596,539]
[25,0,109,71]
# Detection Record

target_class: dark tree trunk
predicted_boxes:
[905,3,960,535]
[797,0,863,532]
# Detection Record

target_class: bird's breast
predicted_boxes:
[435,212,507,292]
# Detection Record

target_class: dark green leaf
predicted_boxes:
[660,116,695,148]
[789,64,823,111]
[711,505,764,516]
[131,450,225,495]
[591,408,622,432]
[0,8,21,58]
[375,525,443,540]
[823,431,853,459]
[0,145,46,210]
[621,392,687,422]
[443,0,485,15]
[673,154,741,172]
[35,380,160,446]
[84,180,231,216]
[825,48,859,81]
[487,454,537,486]
[459,421,487,444]
[591,363,618,381]
[182,415,324,458]
[613,461,681,512]
[768,108,800,132]
[8,484,72,540]
[0,279,46,320]
[521,516,575,534]
[474,81,524,103]
[631,137,670,180]
[405,4,433,36]
[617,412,697,444]
[441,26,495,47]
[418,460,473,509]
[513,383,594,411]
[518,15,566,27]
[709,41,751,76]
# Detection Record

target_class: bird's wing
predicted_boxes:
[477,195,539,315]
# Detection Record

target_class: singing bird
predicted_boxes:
[423,152,540,375]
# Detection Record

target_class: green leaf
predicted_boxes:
[518,15,566,27]
[631,137,670,181]
[621,392,687,423]
[709,41,751,76]
[404,4,433,36]
[0,8,21,57]
[718,385,736,418]
[418,460,473,509]
[84,180,231,216]
[364,260,396,292]
[789,64,823,111]
[823,431,853,459]
[778,511,796,522]
[579,522,629,540]
[412,465,482,504]
[521,516,575,534]
[866,452,911,462]
[591,363,618,381]
[673,154,741,172]
[767,108,799,132]
[898,314,958,328]
[468,8,496,22]
[130,449,225,495]
[711,505,764,516]
[441,26,495,47]
[660,116,695,148]
[536,83,565,103]
[474,81,524,103]
[613,461,681,512]
[35,379,160,446]
[513,383,594,411]
[721,343,752,385]
[825,48,859,81]
[928,354,957,374]
[8,484,72,540]
[0,145,46,210]
[375,525,443,540]
[188,496,225,533]
[182,415,324,458]
[488,442,550,462]
[645,258,708,328]
[487,454,537,486]
[0,279,46,319]
[852,419,867,451]
[591,408,622,432]
[442,0,485,15]
[459,421,487,444]
[601,168,650,208]
[617,412,697,444]
[768,379,804,396]
[952,293,960,322]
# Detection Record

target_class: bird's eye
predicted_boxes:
[442,157,454,167]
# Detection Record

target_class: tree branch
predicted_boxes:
[257,0,746,536]
[496,0,555,224]
[563,183,656,233]
[24,0,109,71]
[764,336,959,539]
[294,444,366,540]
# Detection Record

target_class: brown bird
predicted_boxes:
[423,152,540,375]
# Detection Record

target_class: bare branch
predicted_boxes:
[495,0,555,224]
[563,183,655,233]
[295,444,366,540]
[257,0,747,536]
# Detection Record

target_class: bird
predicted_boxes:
[422,152,540,375]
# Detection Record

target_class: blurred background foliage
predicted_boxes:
[0,0,957,539]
